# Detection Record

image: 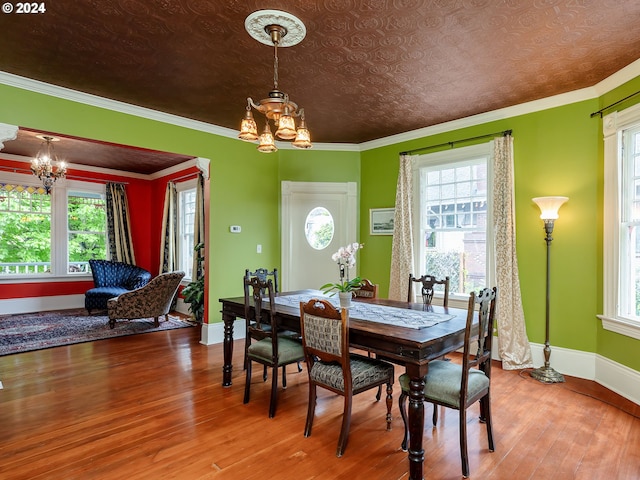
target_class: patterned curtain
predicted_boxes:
[493,134,533,369]
[388,154,414,301]
[191,172,205,279]
[159,182,178,273]
[106,183,136,264]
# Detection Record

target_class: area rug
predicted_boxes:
[0,309,195,356]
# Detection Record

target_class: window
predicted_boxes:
[0,171,106,278]
[177,180,196,280]
[413,143,493,301]
[601,104,640,339]
[305,207,334,250]
[67,190,107,273]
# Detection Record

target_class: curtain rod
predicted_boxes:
[400,129,512,156]
[590,90,640,118]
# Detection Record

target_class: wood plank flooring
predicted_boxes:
[1,324,639,479]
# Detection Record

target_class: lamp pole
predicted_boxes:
[530,196,568,384]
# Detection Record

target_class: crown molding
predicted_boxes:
[0,71,238,140]
[3,57,640,154]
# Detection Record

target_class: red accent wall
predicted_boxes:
[0,157,198,300]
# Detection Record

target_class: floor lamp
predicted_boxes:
[530,196,568,384]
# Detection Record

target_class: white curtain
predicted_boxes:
[493,134,533,369]
[388,154,414,301]
[106,183,136,264]
[159,182,178,273]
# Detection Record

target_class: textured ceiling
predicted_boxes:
[1,0,640,171]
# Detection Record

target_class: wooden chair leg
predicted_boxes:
[375,385,382,401]
[282,365,287,389]
[153,316,159,327]
[304,383,317,438]
[385,383,393,430]
[459,407,469,478]
[399,392,409,451]
[432,402,439,425]
[268,365,278,418]
[243,360,252,404]
[263,364,268,381]
[480,394,495,451]
[336,394,353,457]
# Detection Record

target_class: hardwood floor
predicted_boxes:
[1,325,639,479]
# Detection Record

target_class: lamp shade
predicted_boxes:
[532,196,568,220]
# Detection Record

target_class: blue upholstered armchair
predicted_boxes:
[85,259,152,314]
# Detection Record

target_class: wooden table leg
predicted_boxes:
[407,370,426,480]
[222,311,234,387]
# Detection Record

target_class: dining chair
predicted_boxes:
[243,268,302,378]
[407,273,450,306]
[398,286,497,478]
[244,268,279,374]
[299,298,394,457]
[352,278,379,299]
[245,267,279,293]
[243,275,305,418]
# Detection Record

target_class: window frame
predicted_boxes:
[412,142,495,305]
[600,104,640,340]
[176,179,197,281]
[0,170,105,282]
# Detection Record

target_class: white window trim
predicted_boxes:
[0,170,105,282]
[412,142,495,306]
[176,178,197,281]
[600,103,640,340]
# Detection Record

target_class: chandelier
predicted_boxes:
[31,135,67,194]
[238,10,312,153]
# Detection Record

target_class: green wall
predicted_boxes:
[2,72,640,373]
[359,88,640,372]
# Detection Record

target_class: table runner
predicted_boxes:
[271,293,454,330]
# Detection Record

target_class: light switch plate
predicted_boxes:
[230,225,241,233]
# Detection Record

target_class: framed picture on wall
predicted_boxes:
[370,208,395,235]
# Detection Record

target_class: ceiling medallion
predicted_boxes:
[238,10,312,153]
[30,135,67,194]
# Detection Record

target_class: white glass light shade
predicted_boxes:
[292,115,312,149]
[275,112,296,140]
[239,110,258,142]
[532,196,568,220]
[257,123,277,153]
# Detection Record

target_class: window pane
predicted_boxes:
[68,190,107,273]
[419,156,488,295]
[179,188,197,279]
[305,207,334,250]
[620,127,640,319]
[0,185,52,275]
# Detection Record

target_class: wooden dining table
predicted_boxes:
[219,289,472,480]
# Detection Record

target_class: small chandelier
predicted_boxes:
[31,135,67,194]
[239,10,312,153]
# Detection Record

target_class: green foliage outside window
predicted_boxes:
[0,189,52,264]
[0,187,106,272]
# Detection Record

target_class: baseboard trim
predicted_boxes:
[199,318,245,346]
[0,295,85,314]
[528,342,639,406]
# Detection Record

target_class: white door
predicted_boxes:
[281,181,358,291]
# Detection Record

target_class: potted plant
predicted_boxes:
[182,243,205,323]
[320,242,364,308]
